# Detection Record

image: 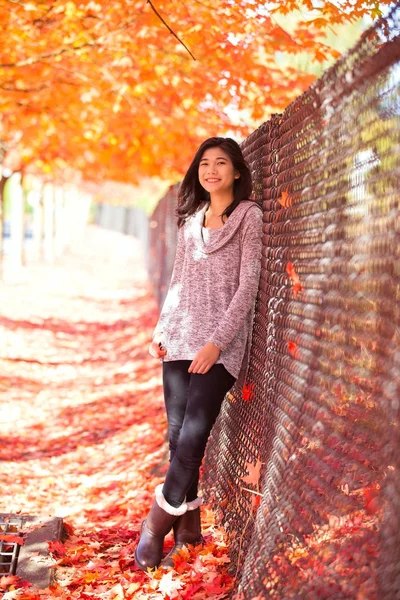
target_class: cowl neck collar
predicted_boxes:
[191,200,260,254]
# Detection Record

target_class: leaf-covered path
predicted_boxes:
[0,227,233,600]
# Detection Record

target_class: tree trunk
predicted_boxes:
[8,171,24,268]
[54,185,64,259]
[31,183,44,261]
[43,182,55,263]
[0,173,11,278]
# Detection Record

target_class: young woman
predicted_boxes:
[135,136,263,571]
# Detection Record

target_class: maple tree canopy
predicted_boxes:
[0,0,390,188]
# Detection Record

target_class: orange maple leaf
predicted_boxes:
[242,459,262,487]
[84,571,99,583]
[167,545,191,571]
[278,190,293,208]
[314,49,328,62]
[309,17,329,28]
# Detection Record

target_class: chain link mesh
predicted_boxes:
[148,6,400,598]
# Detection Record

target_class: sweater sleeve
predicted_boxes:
[152,225,185,339]
[208,206,263,351]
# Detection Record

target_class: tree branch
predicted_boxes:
[1,82,50,92]
[5,0,38,8]
[0,13,140,69]
[147,0,196,60]
[0,41,102,68]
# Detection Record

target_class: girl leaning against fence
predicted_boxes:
[135,136,263,571]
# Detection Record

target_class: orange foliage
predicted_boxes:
[0,0,391,185]
[286,261,303,297]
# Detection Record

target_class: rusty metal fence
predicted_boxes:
[148,6,400,599]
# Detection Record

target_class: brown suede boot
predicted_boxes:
[161,497,204,568]
[135,485,188,571]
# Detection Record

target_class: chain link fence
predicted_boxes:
[147,5,400,599]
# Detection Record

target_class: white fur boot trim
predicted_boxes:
[186,496,203,511]
[155,484,188,516]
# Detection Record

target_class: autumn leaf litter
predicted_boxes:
[0,228,234,600]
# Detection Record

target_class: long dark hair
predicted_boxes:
[176,137,252,227]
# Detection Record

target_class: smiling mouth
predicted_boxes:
[205,179,221,182]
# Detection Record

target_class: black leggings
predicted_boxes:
[162,360,236,507]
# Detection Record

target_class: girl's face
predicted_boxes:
[198,147,239,196]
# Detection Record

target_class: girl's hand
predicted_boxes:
[149,335,167,359]
[188,342,221,374]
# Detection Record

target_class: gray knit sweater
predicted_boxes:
[153,200,263,379]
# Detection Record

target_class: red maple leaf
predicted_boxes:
[242,382,254,402]
[0,534,24,545]
[363,483,381,514]
[0,575,20,590]
[286,261,303,296]
[48,540,67,557]
[287,341,301,360]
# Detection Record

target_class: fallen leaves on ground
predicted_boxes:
[0,227,233,600]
